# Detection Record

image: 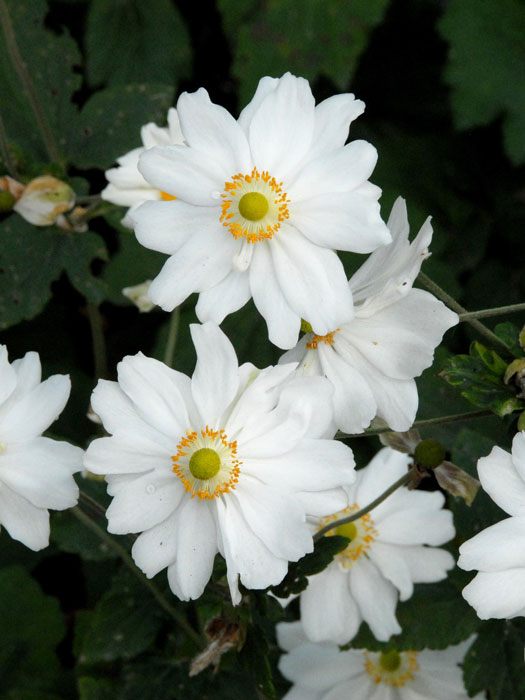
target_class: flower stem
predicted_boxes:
[417,271,511,354]
[163,306,181,368]
[460,302,525,321]
[72,505,205,649]
[0,110,19,179]
[0,0,60,163]
[87,303,109,380]
[313,471,413,541]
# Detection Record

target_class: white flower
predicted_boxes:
[102,108,183,227]
[13,175,75,227]
[0,347,82,550]
[299,448,455,644]
[84,322,355,603]
[277,621,477,700]
[122,280,155,312]
[133,72,391,350]
[280,197,459,432]
[458,431,525,619]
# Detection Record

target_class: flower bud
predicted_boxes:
[13,175,75,226]
[122,280,155,312]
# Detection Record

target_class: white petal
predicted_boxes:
[292,191,390,253]
[510,431,525,482]
[195,268,251,324]
[190,323,240,426]
[462,569,525,619]
[317,343,376,434]
[248,73,315,179]
[84,436,172,476]
[458,516,525,571]
[147,222,237,311]
[300,566,362,645]
[477,445,525,517]
[105,472,183,534]
[323,678,377,700]
[349,557,401,640]
[276,620,309,652]
[0,345,17,406]
[310,93,365,157]
[238,76,280,132]
[133,199,217,255]
[117,353,191,438]
[177,88,251,174]
[279,642,361,692]
[0,375,70,443]
[10,351,41,396]
[131,509,179,577]
[140,121,171,149]
[249,242,301,349]
[354,448,411,508]
[0,484,50,550]
[270,225,354,336]
[169,497,218,600]
[289,140,379,200]
[376,495,455,546]
[0,438,80,509]
[138,145,227,205]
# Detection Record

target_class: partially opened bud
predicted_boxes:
[13,175,75,226]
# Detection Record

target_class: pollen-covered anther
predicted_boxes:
[364,650,419,686]
[172,425,241,500]
[220,167,290,243]
[306,329,340,350]
[319,503,378,568]
[160,190,176,201]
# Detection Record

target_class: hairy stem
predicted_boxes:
[314,471,413,541]
[417,271,511,354]
[163,306,181,368]
[87,303,108,380]
[0,0,60,162]
[72,505,205,648]
[460,302,525,321]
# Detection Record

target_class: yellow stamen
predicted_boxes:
[160,191,176,201]
[306,329,340,350]
[319,503,378,568]
[364,650,419,686]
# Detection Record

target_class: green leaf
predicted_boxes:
[0,0,81,164]
[219,0,390,104]
[79,569,165,663]
[270,535,349,598]
[67,83,175,170]
[85,0,190,88]
[0,566,65,691]
[78,677,118,700]
[346,579,480,651]
[240,626,275,699]
[495,322,524,358]
[463,621,525,699]
[51,509,118,562]
[438,0,525,165]
[440,341,524,417]
[0,215,108,329]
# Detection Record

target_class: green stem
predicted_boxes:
[72,506,205,649]
[339,408,494,439]
[460,302,525,321]
[417,271,511,354]
[163,306,181,368]
[314,471,413,541]
[0,0,60,163]
[0,110,19,179]
[87,303,109,380]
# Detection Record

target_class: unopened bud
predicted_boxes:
[13,175,75,226]
[122,280,155,312]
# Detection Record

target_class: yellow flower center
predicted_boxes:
[238,192,269,221]
[220,167,290,243]
[364,650,419,686]
[172,426,241,500]
[160,191,176,201]
[318,503,378,569]
[189,447,221,480]
[306,329,340,350]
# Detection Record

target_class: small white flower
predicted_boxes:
[133,72,391,350]
[122,280,155,312]
[84,322,355,603]
[299,448,455,644]
[458,431,525,619]
[102,108,183,227]
[280,197,459,432]
[0,347,82,550]
[277,621,478,700]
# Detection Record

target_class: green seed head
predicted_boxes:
[238,192,269,221]
[0,190,16,212]
[189,448,221,480]
[414,438,445,470]
[334,522,357,541]
[379,650,401,672]
[301,319,314,334]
